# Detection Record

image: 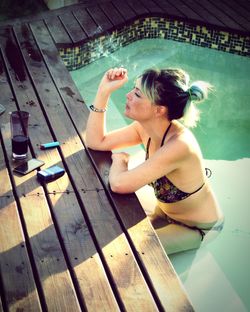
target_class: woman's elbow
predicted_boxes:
[85,140,98,150]
[109,180,133,194]
[85,136,110,151]
[85,139,104,151]
[84,136,94,149]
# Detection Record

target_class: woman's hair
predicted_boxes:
[139,68,212,127]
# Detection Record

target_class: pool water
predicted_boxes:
[71,39,250,312]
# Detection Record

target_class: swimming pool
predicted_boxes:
[70,38,250,312]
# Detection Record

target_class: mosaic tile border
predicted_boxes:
[60,17,250,71]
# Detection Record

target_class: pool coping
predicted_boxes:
[60,15,250,71]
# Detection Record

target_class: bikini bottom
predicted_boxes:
[164,215,224,241]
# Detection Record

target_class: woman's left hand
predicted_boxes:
[109,152,130,192]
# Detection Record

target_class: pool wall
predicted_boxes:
[60,16,250,71]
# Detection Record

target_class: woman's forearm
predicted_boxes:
[85,67,128,150]
[85,88,110,149]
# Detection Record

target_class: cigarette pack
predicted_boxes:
[37,165,65,183]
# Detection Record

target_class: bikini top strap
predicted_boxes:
[160,122,172,147]
[145,138,151,160]
[145,122,172,160]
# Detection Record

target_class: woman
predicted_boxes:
[85,67,224,254]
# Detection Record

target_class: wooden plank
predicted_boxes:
[126,0,149,16]
[112,0,137,22]
[45,15,73,45]
[194,0,246,32]
[0,296,3,312]
[46,192,120,312]
[182,0,225,28]
[0,26,81,312]
[165,0,205,22]
[87,5,114,32]
[28,20,162,311]
[79,190,159,311]
[226,0,250,23]
[100,2,125,27]
[29,21,89,151]
[0,1,109,28]
[88,150,195,311]
[235,0,250,11]
[139,0,164,14]
[0,140,42,311]
[59,11,88,44]
[13,23,120,311]
[0,197,42,312]
[208,0,250,31]
[73,8,102,38]
[150,0,184,18]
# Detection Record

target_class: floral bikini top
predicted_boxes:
[146,123,205,204]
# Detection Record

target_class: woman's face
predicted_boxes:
[125,78,155,121]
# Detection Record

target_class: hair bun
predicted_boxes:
[189,81,212,102]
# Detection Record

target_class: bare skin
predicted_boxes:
[85,67,224,254]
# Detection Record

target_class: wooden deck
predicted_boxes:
[0,1,249,311]
[0,8,195,312]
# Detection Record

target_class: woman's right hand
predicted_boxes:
[98,67,128,94]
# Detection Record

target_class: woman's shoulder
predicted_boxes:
[163,123,201,160]
[172,122,200,147]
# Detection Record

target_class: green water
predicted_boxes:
[71,39,250,312]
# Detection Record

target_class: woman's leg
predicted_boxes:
[155,223,203,255]
[149,206,224,254]
[149,206,203,254]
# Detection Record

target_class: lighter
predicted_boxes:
[40,141,60,150]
